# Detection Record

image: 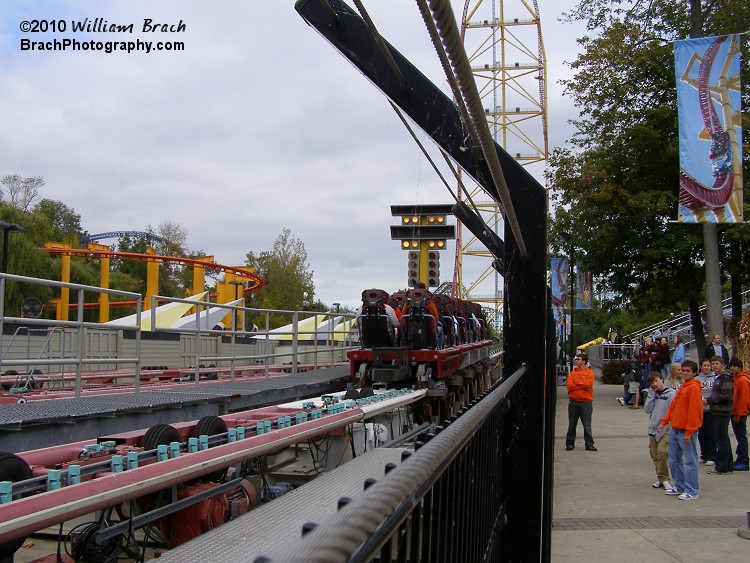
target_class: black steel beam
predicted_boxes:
[295,0,549,559]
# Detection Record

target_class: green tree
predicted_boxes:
[245,228,315,327]
[0,203,59,317]
[33,199,86,242]
[551,0,750,340]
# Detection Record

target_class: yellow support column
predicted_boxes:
[44,242,71,321]
[145,248,159,310]
[88,243,110,322]
[219,273,236,329]
[191,256,214,316]
[192,256,214,297]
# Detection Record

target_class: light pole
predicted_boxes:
[0,221,25,273]
[569,245,575,370]
[228,280,244,330]
[561,232,575,370]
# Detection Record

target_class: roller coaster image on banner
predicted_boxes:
[550,257,568,334]
[674,34,743,223]
[575,267,592,310]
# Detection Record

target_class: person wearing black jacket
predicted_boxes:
[707,356,734,474]
[703,334,730,364]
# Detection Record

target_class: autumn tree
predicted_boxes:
[550,0,750,341]
[245,228,315,327]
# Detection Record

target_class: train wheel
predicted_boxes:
[357,363,372,389]
[192,416,228,482]
[29,369,44,389]
[141,424,181,451]
[1,370,18,391]
[0,452,33,559]
[132,424,183,523]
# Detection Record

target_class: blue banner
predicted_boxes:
[675,35,743,223]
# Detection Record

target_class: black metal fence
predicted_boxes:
[256,366,526,562]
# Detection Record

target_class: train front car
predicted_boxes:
[348,289,496,405]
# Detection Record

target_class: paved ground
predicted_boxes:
[552,375,750,562]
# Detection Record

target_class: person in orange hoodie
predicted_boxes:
[729,358,750,471]
[657,360,703,500]
[565,353,597,451]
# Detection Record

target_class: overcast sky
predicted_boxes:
[0,0,581,309]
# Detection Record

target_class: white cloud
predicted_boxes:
[0,0,580,309]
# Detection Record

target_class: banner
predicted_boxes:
[575,268,593,310]
[550,257,568,330]
[674,35,743,223]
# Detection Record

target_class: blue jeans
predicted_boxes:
[566,400,594,448]
[713,415,732,472]
[622,384,634,405]
[668,429,699,495]
[731,415,748,466]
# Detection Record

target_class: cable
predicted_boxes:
[425,0,529,259]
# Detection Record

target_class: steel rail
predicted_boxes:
[263,365,526,562]
[425,0,528,259]
[0,409,364,544]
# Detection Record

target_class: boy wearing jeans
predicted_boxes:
[657,360,703,500]
[644,372,676,491]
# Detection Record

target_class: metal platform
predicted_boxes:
[0,367,350,452]
[153,447,409,562]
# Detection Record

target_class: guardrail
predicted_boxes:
[257,365,525,562]
[0,274,358,396]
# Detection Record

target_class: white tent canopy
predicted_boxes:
[105,292,207,331]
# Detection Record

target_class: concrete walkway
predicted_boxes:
[552,377,749,561]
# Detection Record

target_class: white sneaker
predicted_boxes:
[651,480,663,488]
[678,492,699,500]
[705,460,715,467]
[662,481,674,492]
[617,398,625,406]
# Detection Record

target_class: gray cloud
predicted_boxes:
[1,0,579,308]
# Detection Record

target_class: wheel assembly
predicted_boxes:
[0,452,34,558]
[192,416,229,482]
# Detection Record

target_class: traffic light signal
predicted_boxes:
[427,251,440,287]
[407,251,420,287]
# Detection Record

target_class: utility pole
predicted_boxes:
[688,0,724,343]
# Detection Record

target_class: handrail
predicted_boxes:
[0,274,359,394]
[261,365,526,562]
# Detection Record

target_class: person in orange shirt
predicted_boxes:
[729,358,750,471]
[565,353,596,451]
[657,360,703,500]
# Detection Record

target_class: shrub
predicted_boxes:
[601,360,630,385]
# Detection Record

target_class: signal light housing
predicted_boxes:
[427,250,440,287]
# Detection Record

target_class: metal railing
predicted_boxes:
[0,273,143,397]
[257,366,524,562]
[0,274,359,396]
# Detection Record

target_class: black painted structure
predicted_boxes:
[294,0,551,560]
